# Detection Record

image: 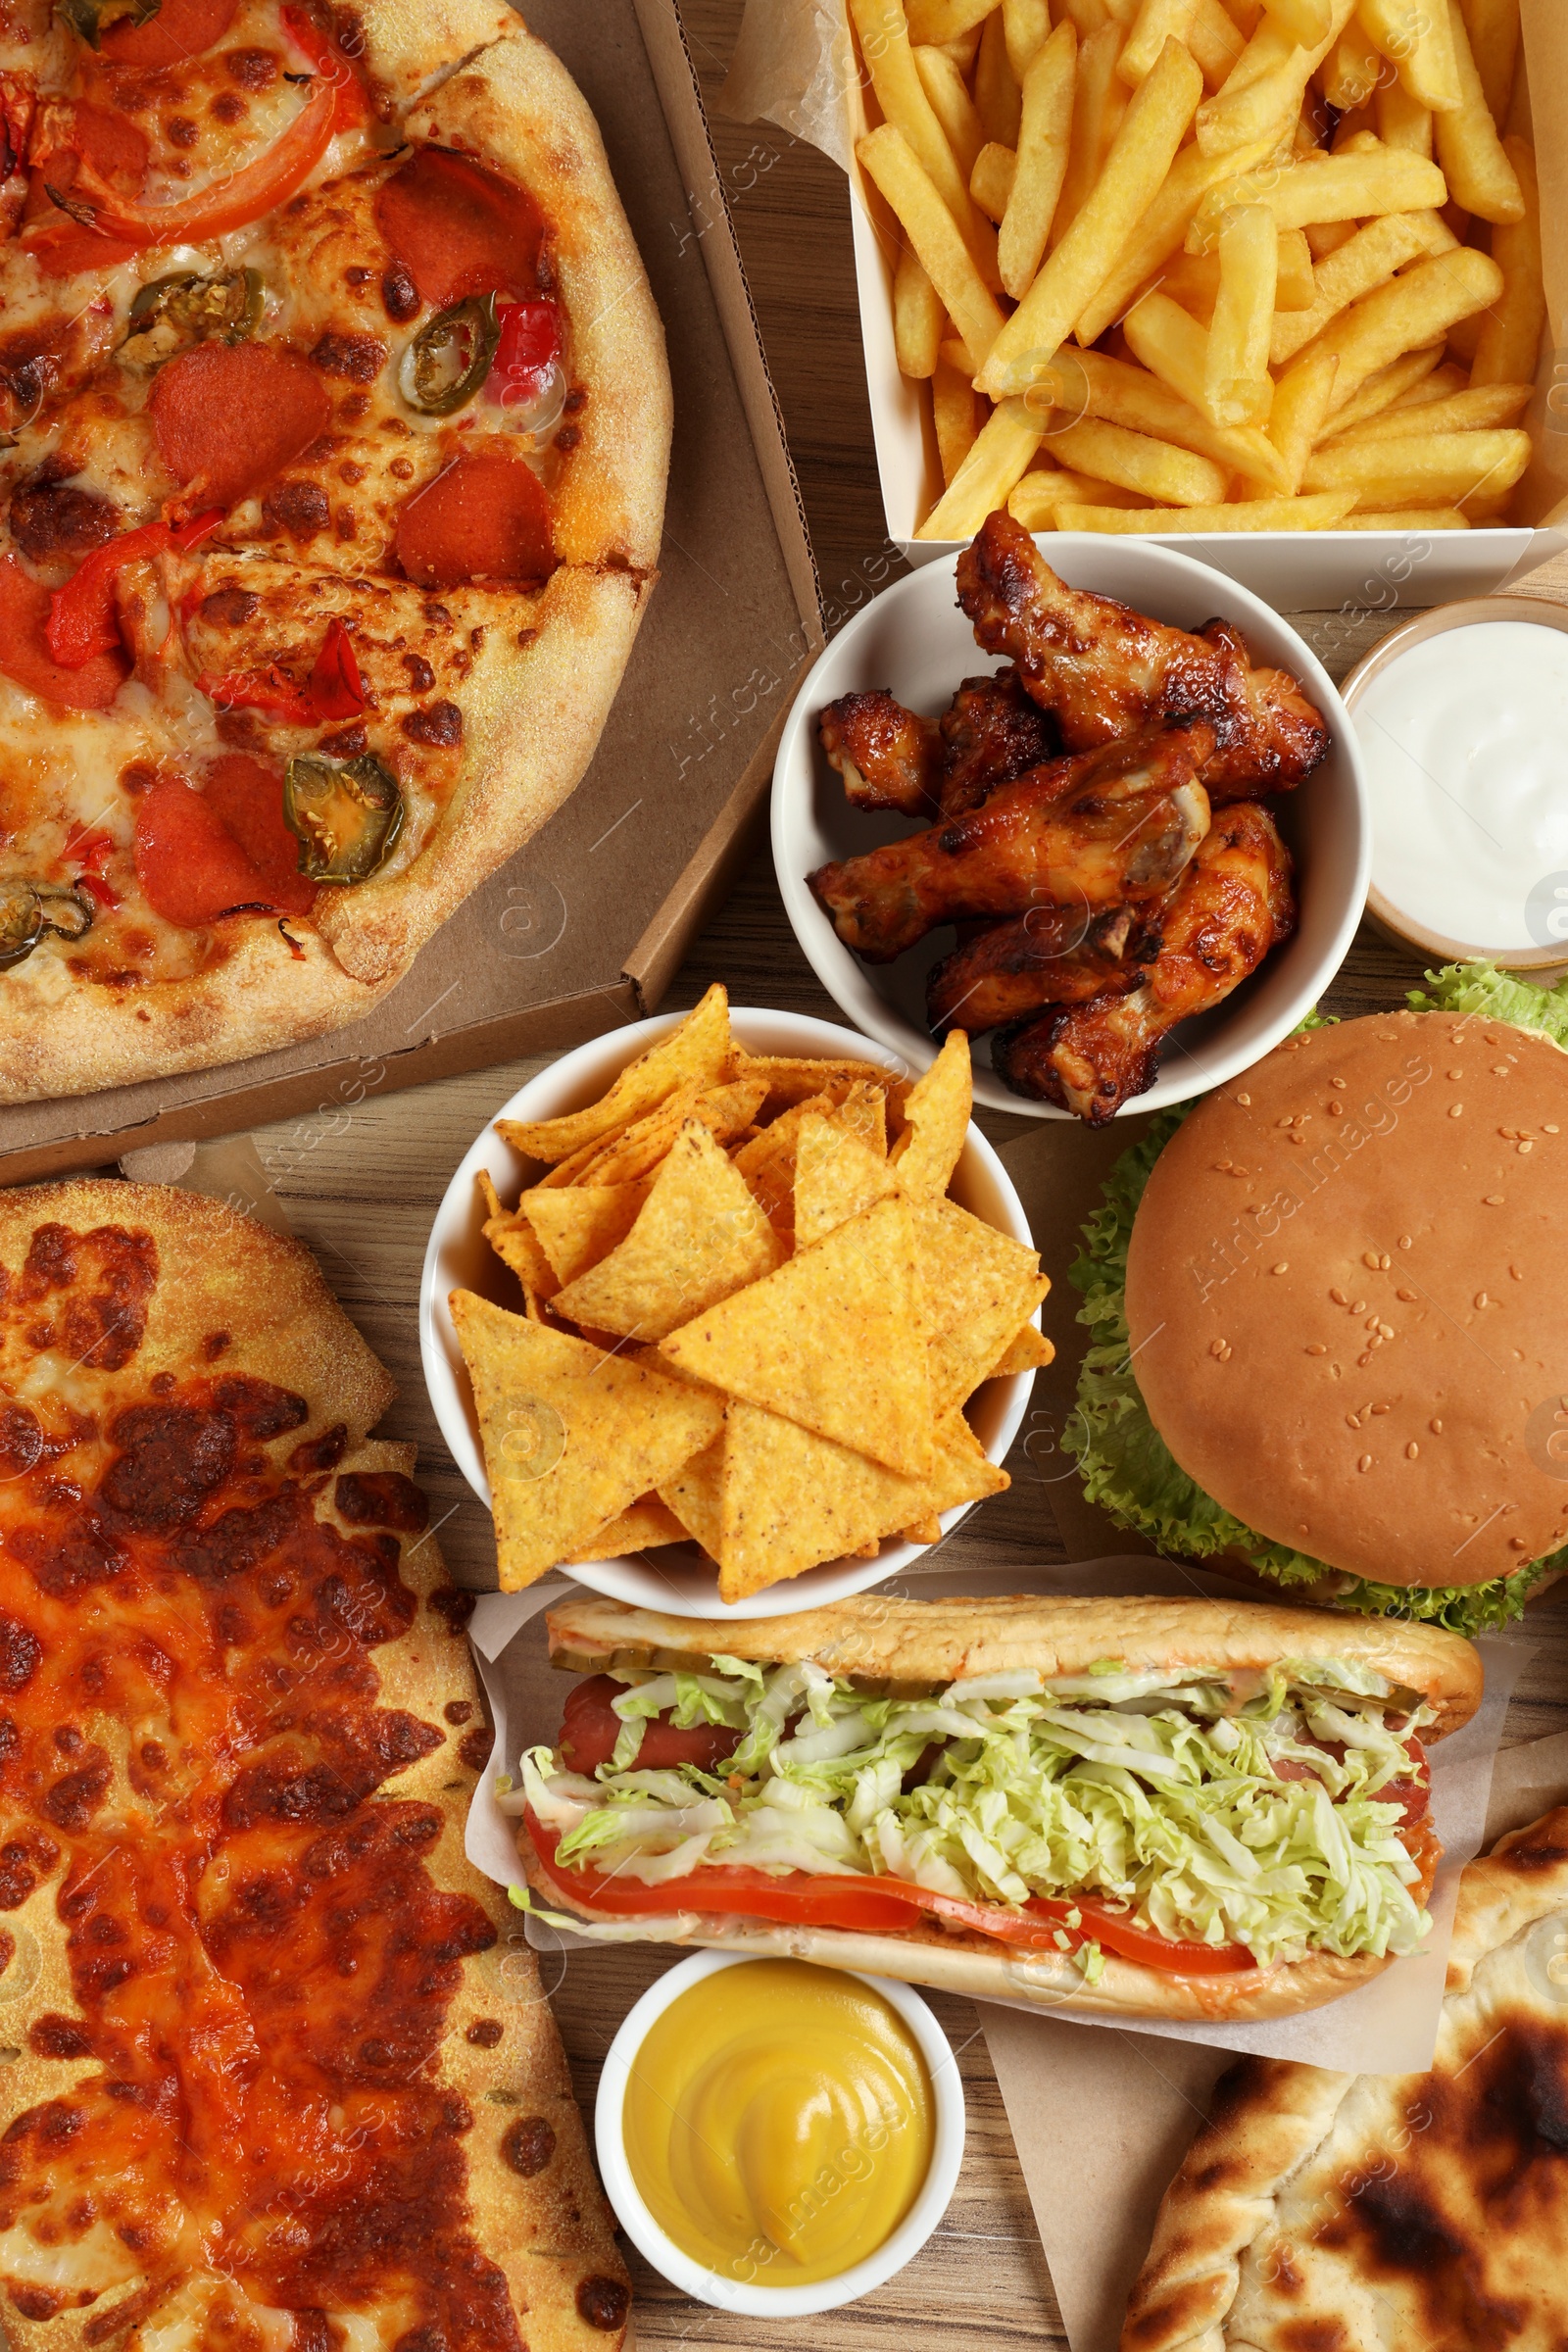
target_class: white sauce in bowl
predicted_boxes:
[1357,619,1568,953]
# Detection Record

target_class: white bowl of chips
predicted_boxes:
[420,991,1043,1619]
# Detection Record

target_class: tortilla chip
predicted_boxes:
[520,1180,652,1285]
[658,1427,726,1560]
[794,1114,898,1251]
[734,1053,907,1129]
[715,1401,1005,1601]
[730,1092,837,1246]
[483,1203,561,1303]
[566,1494,689,1562]
[495,983,731,1164]
[985,1320,1055,1381]
[902,1515,943,1544]
[889,1031,972,1198]
[554,1119,784,1342]
[914,1196,1048,1410]
[477,1169,507,1220]
[450,1291,723,1590]
[661,1195,935,1476]
[571,1075,767,1190]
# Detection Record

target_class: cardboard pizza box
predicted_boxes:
[0,0,823,1185]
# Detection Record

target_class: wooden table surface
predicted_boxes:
[239,9,1568,2344]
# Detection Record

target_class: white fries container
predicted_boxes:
[843,34,1568,612]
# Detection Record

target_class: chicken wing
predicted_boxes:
[927,904,1152,1034]
[993,800,1296,1122]
[938,667,1059,815]
[808,719,1214,964]
[956,512,1329,798]
[818,690,944,817]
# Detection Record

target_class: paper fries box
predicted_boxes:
[0,0,823,1184]
[844,2,1568,610]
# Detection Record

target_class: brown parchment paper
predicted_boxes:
[976,1727,1568,2352]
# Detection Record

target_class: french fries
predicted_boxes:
[1472,138,1544,388]
[1206,201,1276,424]
[1000,23,1077,296]
[1301,427,1532,506]
[979,38,1202,394]
[852,0,1544,537]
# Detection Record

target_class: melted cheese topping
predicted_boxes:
[0,1215,512,2347]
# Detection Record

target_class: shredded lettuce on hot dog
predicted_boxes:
[510,1653,1435,1973]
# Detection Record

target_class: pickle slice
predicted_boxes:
[283,756,404,884]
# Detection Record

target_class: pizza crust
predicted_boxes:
[0,1182,629,2352]
[1120,1807,1568,2351]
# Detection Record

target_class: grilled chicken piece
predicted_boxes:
[808,719,1214,964]
[927,903,1155,1035]
[993,800,1296,1122]
[818,690,944,817]
[956,511,1329,798]
[939,667,1058,816]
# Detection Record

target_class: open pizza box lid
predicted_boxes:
[0,0,823,1185]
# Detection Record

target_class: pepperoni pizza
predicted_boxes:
[0,1177,631,2352]
[0,0,670,1099]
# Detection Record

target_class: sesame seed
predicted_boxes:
[1289,1132,1305,1145]
[1546,1124,1560,1136]
[1519,1139,1534,1153]
[1236,1092,1250,1105]
[1447,1068,1462,1079]
[1358,1454,1373,1473]
[1406,1443,1419,1460]
[1347,1412,1361,1428]
[1475,1293,1489,1309]
[1362,1250,1381,1269]
[1331,1078,1347,1090]
[1365,1313,1381,1330]
[1431,1418,1444,1434]
[1371,1402,1390,1415]
[1510,1537,1529,1552]
[1483,1195,1504,1205]
[1379,1253,1392,1270]
[1448,1103,1464,1118]
[1276,1116,1293,1128]
[1379,1322,1395,1340]
[1351,1298,1367,1314]
[1357,1350,1372,1366]
[1398,1236,1412,1249]
[1328,1102,1344,1116]
[1306,1344,1327,1355]
[1397,1288,1416,1302]
[1272,1261,1289,1274]
[1330,1287,1348,1304]
[1511,1266,1524,1280]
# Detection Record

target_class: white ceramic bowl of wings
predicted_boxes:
[420,1005,1037,1618]
[772,533,1370,1119]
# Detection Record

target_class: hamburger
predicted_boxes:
[509,1589,1482,2023]
[1068,963,1568,1633]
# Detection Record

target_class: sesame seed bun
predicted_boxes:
[1124,1011,1568,1589]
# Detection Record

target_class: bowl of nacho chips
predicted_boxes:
[419,987,1047,1617]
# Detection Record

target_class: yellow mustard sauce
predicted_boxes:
[622,1960,936,2287]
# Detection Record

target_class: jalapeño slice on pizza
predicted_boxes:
[0,1,669,1102]
[0,1180,630,2351]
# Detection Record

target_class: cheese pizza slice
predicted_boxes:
[0,1,669,1101]
[0,1177,630,2352]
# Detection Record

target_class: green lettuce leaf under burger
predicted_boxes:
[1067,963,1568,1635]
